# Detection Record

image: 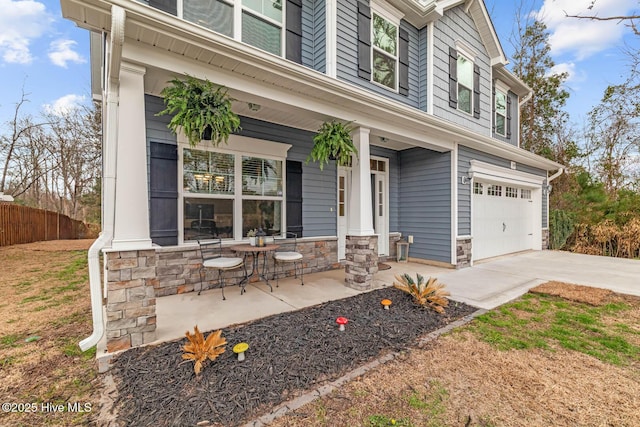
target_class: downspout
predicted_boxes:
[547,167,563,183]
[80,6,126,351]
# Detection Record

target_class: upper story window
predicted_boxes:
[149,0,293,58]
[372,13,398,91]
[494,89,507,136]
[448,43,480,119]
[456,53,473,114]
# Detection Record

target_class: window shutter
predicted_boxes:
[506,93,512,139]
[149,0,177,15]
[150,142,178,246]
[491,84,496,133]
[473,63,481,119]
[286,160,303,237]
[448,47,458,108]
[357,0,371,80]
[399,28,409,96]
[286,0,303,64]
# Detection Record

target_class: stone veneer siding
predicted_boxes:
[456,237,472,268]
[344,235,378,290]
[105,249,158,352]
[542,229,550,250]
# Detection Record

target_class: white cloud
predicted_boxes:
[535,0,637,60]
[0,0,53,64]
[43,94,86,116]
[48,39,86,68]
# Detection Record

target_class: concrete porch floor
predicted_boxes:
[153,261,450,345]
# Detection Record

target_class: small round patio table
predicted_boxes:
[230,244,279,293]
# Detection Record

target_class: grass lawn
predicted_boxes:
[0,240,98,426]
[2,241,639,426]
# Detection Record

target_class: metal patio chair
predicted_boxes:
[273,232,304,287]
[198,238,245,300]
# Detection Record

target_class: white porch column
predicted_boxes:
[112,62,153,250]
[347,126,375,236]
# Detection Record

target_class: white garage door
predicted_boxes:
[473,182,537,260]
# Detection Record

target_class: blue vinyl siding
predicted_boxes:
[370,145,399,232]
[336,0,422,109]
[145,96,335,238]
[237,117,336,237]
[432,5,491,134]
[302,0,326,72]
[458,145,548,234]
[399,148,451,263]
[418,26,428,112]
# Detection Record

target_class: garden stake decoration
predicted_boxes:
[233,342,249,362]
[182,326,226,374]
[381,299,392,310]
[336,316,348,331]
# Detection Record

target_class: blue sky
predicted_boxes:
[0,0,638,127]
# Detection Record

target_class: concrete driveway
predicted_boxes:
[436,250,640,309]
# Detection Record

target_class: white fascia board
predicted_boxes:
[469,160,546,188]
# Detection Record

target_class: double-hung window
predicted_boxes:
[495,89,507,136]
[175,0,285,56]
[457,52,473,114]
[182,145,285,241]
[372,12,398,91]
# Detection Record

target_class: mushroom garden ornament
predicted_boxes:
[381,299,392,310]
[336,317,348,331]
[233,342,249,361]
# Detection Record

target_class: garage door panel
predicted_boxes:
[473,182,538,260]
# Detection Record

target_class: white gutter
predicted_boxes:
[547,167,564,183]
[80,5,125,351]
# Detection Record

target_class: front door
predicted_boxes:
[337,167,349,260]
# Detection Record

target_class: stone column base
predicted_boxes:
[456,237,472,269]
[344,235,378,290]
[542,229,550,249]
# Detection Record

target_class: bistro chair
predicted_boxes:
[273,232,304,287]
[198,238,245,300]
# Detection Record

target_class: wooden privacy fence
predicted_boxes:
[0,203,93,246]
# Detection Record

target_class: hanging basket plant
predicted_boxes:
[307,120,358,170]
[156,75,241,147]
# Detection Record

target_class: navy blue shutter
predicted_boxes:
[357,1,371,80]
[398,28,409,96]
[286,160,303,237]
[448,47,458,108]
[149,0,177,15]
[506,93,512,139]
[473,63,481,119]
[286,0,303,64]
[150,142,178,246]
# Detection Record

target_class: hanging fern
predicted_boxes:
[307,120,358,170]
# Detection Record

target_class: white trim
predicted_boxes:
[494,78,510,95]
[427,21,434,114]
[469,160,545,188]
[370,155,390,256]
[454,40,478,61]
[451,144,458,265]
[326,0,337,78]
[371,0,405,24]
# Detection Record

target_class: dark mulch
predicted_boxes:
[111,286,476,427]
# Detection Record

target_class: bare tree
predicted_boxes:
[564,2,640,36]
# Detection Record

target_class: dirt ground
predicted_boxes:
[0,239,98,426]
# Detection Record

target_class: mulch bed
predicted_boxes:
[111,286,476,426]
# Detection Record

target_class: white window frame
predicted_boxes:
[178,134,291,243]
[370,0,403,92]
[494,80,509,137]
[454,41,477,116]
[176,0,286,57]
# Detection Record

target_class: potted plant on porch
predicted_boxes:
[306,120,358,170]
[156,75,241,147]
